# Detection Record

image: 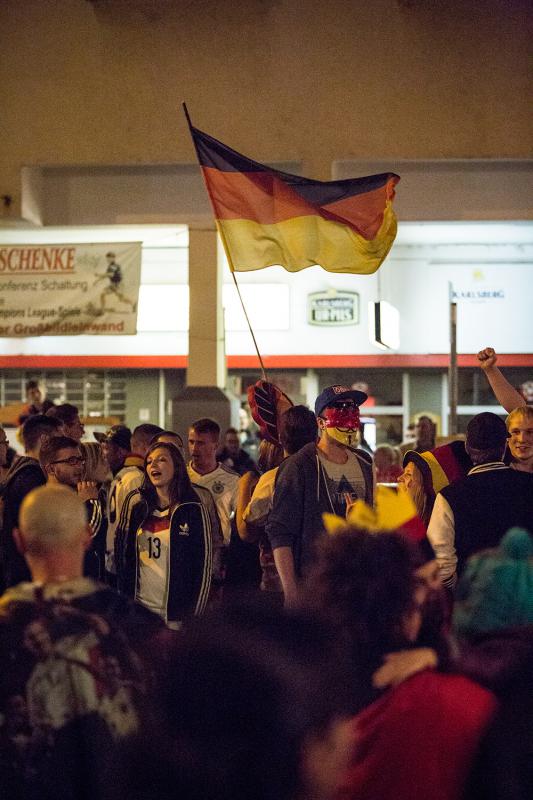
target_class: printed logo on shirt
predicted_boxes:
[179,523,190,536]
[211,480,224,495]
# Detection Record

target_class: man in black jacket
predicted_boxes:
[0,415,63,590]
[267,385,373,606]
[427,412,533,587]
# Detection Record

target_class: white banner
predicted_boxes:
[0,242,141,336]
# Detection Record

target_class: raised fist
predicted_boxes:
[477,347,497,370]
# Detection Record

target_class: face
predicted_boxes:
[319,401,360,448]
[0,428,9,467]
[415,417,434,443]
[188,428,218,471]
[507,414,533,466]
[102,440,127,473]
[47,447,85,487]
[64,415,85,443]
[225,431,240,457]
[146,447,176,491]
[397,461,422,496]
[27,386,42,404]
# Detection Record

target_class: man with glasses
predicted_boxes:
[39,436,105,579]
[267,385,373,606]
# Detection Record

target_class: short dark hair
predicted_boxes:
[141,441,195,509]
[46,403,79,424]
[21,415,63,452]
[39,436,80,468]
[225,427,239,436]
[190,418,220,440]
[132,423,164,451]
[25,379,40,392]
[150,430,184,449]
[280,405,318,454]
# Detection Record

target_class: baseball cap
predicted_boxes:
[94,424,131,451]
[314,385,367,417]
[466,412,509,450]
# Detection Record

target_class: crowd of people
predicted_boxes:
[0,348,531,799]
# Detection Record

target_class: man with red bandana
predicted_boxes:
[266,385,373,606]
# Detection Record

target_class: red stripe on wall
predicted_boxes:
[1,354,533,369]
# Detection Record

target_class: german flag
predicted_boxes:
[189,123,400,275]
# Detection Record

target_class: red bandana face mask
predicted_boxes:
[323,404,360,447]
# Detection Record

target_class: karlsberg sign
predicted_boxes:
[307,290,359,326]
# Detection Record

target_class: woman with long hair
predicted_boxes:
[123,442,212,629]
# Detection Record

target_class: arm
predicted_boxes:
[478,347,526,412]
[236,470,262,542]
[272,546,299,608]
[426,493,457,588]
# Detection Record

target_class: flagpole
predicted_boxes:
[183,103,268,382]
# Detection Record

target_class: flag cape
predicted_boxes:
[189,124,400,275]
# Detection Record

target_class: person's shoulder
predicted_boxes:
[349,447,373,466]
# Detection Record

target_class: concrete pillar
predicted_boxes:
[172,227,239,445]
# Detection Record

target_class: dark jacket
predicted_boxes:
[123,492,212,624]
[0,457,46,590]
[266,442,373,576]
[440,464,533,575]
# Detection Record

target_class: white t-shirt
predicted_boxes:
[136,507,171,622]
[187,463,238,546]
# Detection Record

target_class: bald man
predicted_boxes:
[0,484,163,797]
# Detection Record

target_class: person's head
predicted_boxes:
[151,430,185,457]
[21,414,63,456]
[94,424,131,474]
[46,403,84,442]
[279,405,318,455]
[306,528,425,686]
[121,602,353,800]
[466,412,508,465]
[397,456,435,527]
[25,379,43,405]
[131,423,164,459]
[14,484,91,570]
[314,385,367,449]
[188,418,220,473]
[80,442,111,484]
[414,415,436,448]
[39,435,85,488]
[506,406,533,470]
[106,251,115,263]
[373,444,398,472]
[0,425,9,468]
[142,441,193,508]
[223,427,241,458]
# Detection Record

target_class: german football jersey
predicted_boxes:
[187,463,238,545]
[136,507,171,622]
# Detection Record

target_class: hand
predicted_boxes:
[77,480,99,501]
[477,347,497,370]
[372,648,438,689]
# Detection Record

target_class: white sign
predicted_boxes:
[0,242,141,337]
[307,290,359,326]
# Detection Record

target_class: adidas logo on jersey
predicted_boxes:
[179,523,190,536]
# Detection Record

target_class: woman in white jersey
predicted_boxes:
[123,442,212,628]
